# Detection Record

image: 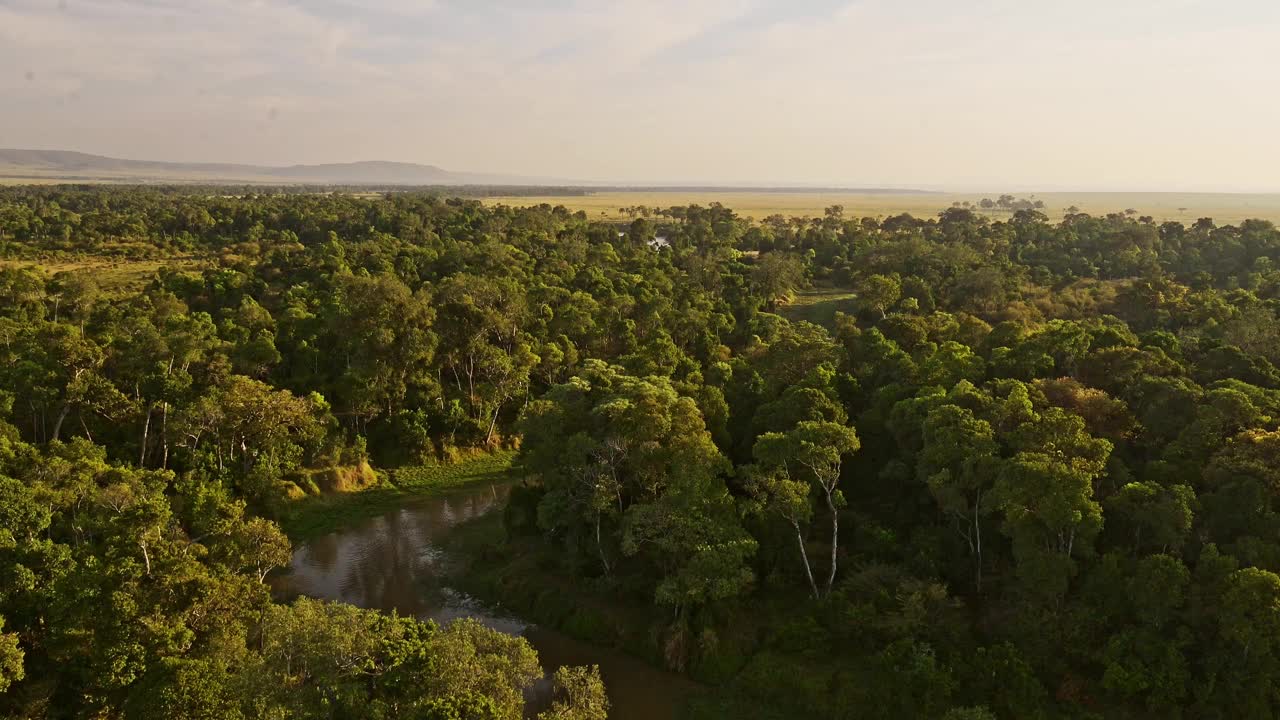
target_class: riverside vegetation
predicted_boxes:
[4,187,1280,717]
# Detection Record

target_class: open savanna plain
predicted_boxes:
[483,190,1280,225]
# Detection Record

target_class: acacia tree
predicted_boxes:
[751,420,860,597]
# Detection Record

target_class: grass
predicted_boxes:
[278,451,516,542]
[777,288,858,329]
[482,190,1280,225]
[0,257,203,291]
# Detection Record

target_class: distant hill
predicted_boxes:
[0,149,939,192]
[0,149,548,186]
[269,160,460,184]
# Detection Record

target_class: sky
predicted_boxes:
[2,0,1279,191]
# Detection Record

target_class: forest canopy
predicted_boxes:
[4,187,1280,718]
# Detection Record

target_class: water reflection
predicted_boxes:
[272,483,696,719]
[278,488,509,618]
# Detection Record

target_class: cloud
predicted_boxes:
[2,0,362,93]
[1,0,1278,189]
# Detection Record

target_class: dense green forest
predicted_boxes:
[4,186,1280,718]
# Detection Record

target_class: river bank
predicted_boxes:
[438,491,862,720]
[277,451,517,542]
[440,506,669,667]
[269,453,824,719]
[270,467,702,719]
[439,504,812,719]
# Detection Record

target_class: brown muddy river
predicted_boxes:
[271,483,698,719]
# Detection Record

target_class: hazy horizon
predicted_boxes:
[4,0,1279,192]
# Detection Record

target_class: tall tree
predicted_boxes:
[752,420,860,596]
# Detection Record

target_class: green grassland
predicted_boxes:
[278,451,516,542]
[777,288,859,328]
[483,190,1280,225]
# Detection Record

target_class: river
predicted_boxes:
[271,483,698,719]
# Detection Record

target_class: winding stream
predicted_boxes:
[271,483,697,719]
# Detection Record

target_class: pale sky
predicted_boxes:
[2,0,1279,191]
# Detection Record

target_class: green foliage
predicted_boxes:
[538,665,609,720]
[521,361,755,620]
[0,616,22,693]
[8,189,1280,718]
[749,420,859,597]
[251,600,541,719]
[857,274,902,319]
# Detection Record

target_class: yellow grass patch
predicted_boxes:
[0,257,203,291]
[482,191,1280,225]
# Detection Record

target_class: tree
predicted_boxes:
[917,341,986,388]
[5,321,112,443]
[538,665,609,720]
[1104,482,1195,555]
[435,274,537,446]
[752,421,860,596]
[750,252,806,309]
[1200,567,1280,715]
[255,599,546,719]
[323,273,437,431]
[994,407,1111,595]
[919,404,1000,590]
[173,376,326,507]
[857,274,901,319]
[743,460,821,598]
[522,361,755,614]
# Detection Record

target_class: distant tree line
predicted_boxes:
[951,194,1047,212]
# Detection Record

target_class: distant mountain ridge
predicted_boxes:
[0,149,937,192]
[0,149,553,186]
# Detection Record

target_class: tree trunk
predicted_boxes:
[139,406,151,467]
[465,356,477,417]
[596,514,612,577]
[825,490,839,596]
[792,520,819,600]
[161,402,170,469]
[973,492,983,592]
[485,403,502,445]
[50,402,71,443]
